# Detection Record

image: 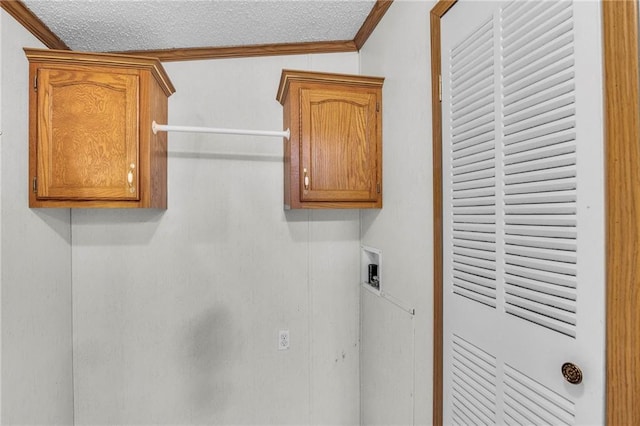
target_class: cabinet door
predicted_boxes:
[36,67,139,200]
[300,88,379,203]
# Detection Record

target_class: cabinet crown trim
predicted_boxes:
[276,69,384,105]
[24,48,175,96]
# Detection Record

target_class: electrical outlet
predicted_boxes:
[278,329,290,350]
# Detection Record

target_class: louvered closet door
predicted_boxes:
[441,1,605,424]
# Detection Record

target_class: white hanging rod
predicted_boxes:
[152,121,290,140]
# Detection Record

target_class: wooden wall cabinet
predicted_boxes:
[277,70,384,209]
[25,48,175,208]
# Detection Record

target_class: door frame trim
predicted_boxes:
[429,2,456,425]
[430,1,640,424]
[602,1,640,424]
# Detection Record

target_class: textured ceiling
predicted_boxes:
[21,0,377,53]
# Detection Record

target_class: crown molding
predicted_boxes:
[115,40,358,62]
[2,0,392,62]
[0,0,69,50]
[354,0,394,50]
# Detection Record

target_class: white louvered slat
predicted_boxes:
[504,204,576,215]
[453,169,495,186]
[453,179,495,193]
[505,263,576,289]
[505,224,576,239]
[451,16,493,59]
[504,272,576,300]
[451,335,497,425]
[502,0,577,337]
[453,207,495,218]
[452,86,494,118]
[504,408,534,426]
[504,44,573,94]
[453,230,495,244]
[454,270,496,290]
[503,42,574,92]
[505,254,575,276]
[504,165,576,185]
[453,280,497,303]
[453,199,495,209]
[503,364,575,426]
[453,114,494,141]
[453,222,495,233]
[452,131,495,155]
[504,179,576,196]
[453,149,495,168]
[453,41,493,80]
[504,95,574,131]
[504,191,576,206]
[449,15,497,308]
[503,141,575,164]
[453,161,495,179]
[453,53,493,89]
[504,294,576,325]
[502,4,573,60]
[454,246,496,261]
[505,285,576,313]
[503,86,575,119]
[454,253,495,272]
[502,118,575,147]
[504,234,576,252]
[502,1,570,43]
[453,102,494,131]
[453,67,493,100]
[452,92,493,122]
[505,304,576,337]
[506,244,576,264]
[452,122,494,146]
[501,0,542,31]
[505,215,575,227]
[456,237,498,251]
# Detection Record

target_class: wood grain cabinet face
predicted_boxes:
[37,68,139,201]
[277,70,384,209]
[25,49,175,208]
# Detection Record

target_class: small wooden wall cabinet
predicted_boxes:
[277,69,384,209]
[25,48,175,208]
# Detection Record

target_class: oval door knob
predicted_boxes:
[561,362,583,385]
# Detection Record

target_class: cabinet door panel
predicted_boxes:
[300,88,378,202]
[36,68,139,200]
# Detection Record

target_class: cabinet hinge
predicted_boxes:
[376,183,381,194]
[438,74,442,103]
[34,74,38,91]
[376,102,380,112]
[32,176,37,193]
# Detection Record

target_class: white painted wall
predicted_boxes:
[0,10,74,425]
[1,3,437,424]
[71,53,362,424]
[358,1,436,424]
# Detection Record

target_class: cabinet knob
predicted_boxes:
[303,168,310,190]
[127,163,136,193]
